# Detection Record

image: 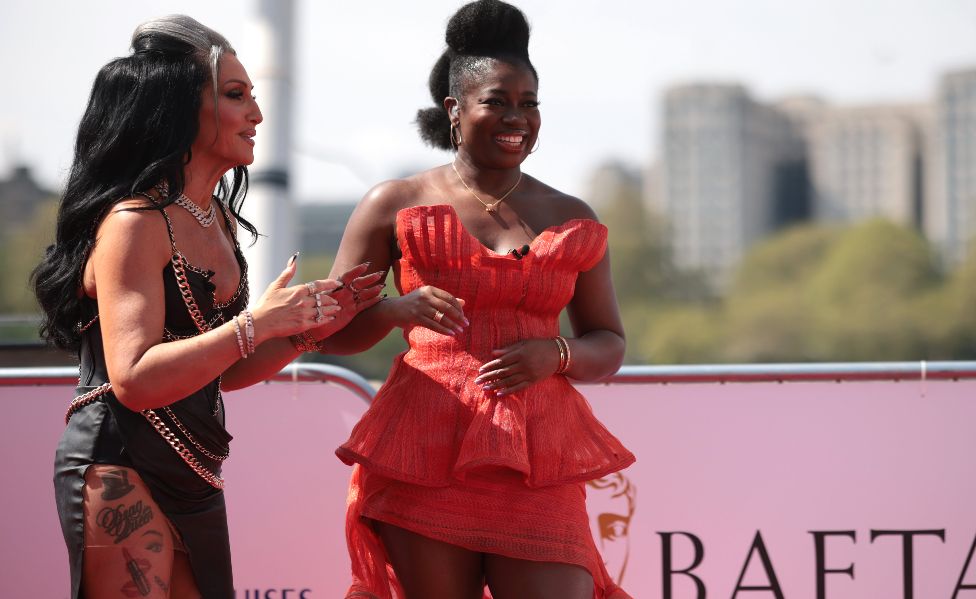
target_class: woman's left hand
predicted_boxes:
[474,338,562,396]
[306,262,386,340]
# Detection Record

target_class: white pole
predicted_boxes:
[239,0,295,294]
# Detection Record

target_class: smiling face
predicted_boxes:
[449,58,540,168]
[190,53,262,170]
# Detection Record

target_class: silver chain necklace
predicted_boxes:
[173,193,217,228]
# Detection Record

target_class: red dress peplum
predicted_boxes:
[337,204,635,599]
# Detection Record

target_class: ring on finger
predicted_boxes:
[433,310,445,323]
[314,305,324,322]
[315,295,322,307]
[305,282,316,296]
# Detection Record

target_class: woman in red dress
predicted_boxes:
[323,2,635,597]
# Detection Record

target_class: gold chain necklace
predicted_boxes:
[451,161,522,213]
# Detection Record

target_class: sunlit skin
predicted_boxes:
[81,465,201,598]
[325,57,626,599]
[80,51,384,410]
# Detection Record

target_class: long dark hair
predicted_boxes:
[32,15,257,352]
[416,0,538,150]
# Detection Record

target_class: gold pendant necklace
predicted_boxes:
[451,161,522,213]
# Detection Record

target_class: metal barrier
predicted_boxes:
[608,360,976,383]
[0,362,377,403]
[4,361,976,394]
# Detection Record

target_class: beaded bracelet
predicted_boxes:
[243,309,255,355]
[232,315,248,359]
[289,331,316,353]
[290,330,327,353]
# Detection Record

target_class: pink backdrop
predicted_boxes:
[1,377,973,598]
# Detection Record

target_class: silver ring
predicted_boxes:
[305,282,316,296]
[315,296,322,307]
[314,305,323,322]
[433,310,444,323]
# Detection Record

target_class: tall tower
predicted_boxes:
[929,68,976,265]
[660,84,800,288]
[238,0,296,293]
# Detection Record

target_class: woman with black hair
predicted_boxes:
[32,15,383,598]
[325,1,634,597]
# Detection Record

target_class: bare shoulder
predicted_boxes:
[96,197,171,262]
[525,176,600,224]
[353,169,442,225]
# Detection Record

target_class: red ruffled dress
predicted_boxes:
[337,204,635,599]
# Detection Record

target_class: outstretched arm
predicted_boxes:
[318,181,468,355]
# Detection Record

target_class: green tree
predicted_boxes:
[0,199,58,341]
[805,220,942,360]
[722,225,840,361]
[931,243,976,358]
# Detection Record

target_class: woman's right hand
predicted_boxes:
[250,257,341,344]
[387,285,467,336]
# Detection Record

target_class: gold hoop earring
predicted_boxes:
[450,122,463,149]
[529,136,540,154]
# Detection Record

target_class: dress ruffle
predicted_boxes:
[337,204,635,598]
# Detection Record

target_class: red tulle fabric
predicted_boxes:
[338,204,635,599]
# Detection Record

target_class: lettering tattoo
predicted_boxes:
[97,501,153,544]
[99,468,136,501]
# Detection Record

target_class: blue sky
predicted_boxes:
[1,0,973,202]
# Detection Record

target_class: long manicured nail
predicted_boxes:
[463,317,470,326]
[288,251,300,265]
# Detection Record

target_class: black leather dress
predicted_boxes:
[54,201,248,598]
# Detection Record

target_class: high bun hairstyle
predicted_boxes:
[416,0,538,150]
[32,15,257,352]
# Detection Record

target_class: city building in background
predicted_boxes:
[929,68,976,267]
[658,84,805,287]
[654,66,975,289]
[585,161,643,210]
[0,164,52,228]
[791,102,925,228]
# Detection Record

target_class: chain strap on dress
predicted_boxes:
[64,383,113,424]
[66,191,236,490]
[171,251,213,334]
[142,408,225,489]
[162,406,229,461]
[64,382,226,489]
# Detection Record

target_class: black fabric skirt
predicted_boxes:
[55,389,233,599]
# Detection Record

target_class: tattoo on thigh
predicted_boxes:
[154,575,170,593]
[99,468,136,500]
[142,530,164,553]
[121,547,152,597]
[97,501,153,543]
